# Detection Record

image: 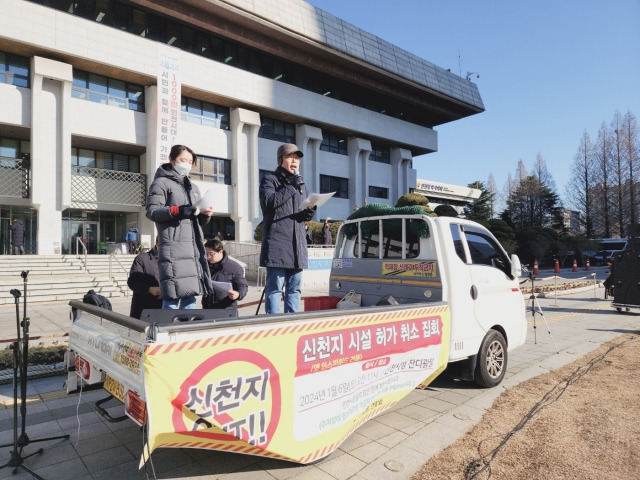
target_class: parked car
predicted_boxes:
[591,249,622,266]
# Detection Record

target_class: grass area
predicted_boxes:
[0,344,67,370]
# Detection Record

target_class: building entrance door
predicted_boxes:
[0,218,9,255]
[69,221,99,254]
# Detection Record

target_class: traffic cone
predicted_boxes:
[554,259,560,273]
[572,258,578,272]
[585,259,591,271]
[533,259,539,275]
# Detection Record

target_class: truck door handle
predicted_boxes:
[470,285,478,300]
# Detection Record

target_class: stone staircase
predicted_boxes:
[0,254,135,306]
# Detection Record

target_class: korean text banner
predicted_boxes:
[142,304,450,465]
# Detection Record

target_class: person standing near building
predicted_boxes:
[146,144,214,310]
[259,143,316,314]
[9,218,25,255]
[201,238,248,310]
[127,238,162,319]
[322,217,332,246]
[125,226,139,253]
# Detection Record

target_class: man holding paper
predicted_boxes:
[201,239,248,310]
[259,143,316,313]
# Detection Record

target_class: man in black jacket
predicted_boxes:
[259,143,316,313]
[9,218,25,255]
[201,239,248,310]
[127,239,162,319]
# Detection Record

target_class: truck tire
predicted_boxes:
[474,330,507,388]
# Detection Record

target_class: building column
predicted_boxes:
[230,108,261,241]
[347,137,371,211]
[390,147,415,200]
[295,124,322,193]
[31,56,72,255]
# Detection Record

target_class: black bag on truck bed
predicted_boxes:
[83,289,112,311]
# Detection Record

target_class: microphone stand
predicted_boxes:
[0,271,69,479]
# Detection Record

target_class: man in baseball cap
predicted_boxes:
[276,143,304,163]
[259,143,316,314]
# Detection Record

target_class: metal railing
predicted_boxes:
[109,254,131,296]
[75,237,88,272]
[71,167,146,206]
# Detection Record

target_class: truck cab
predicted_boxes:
[329,212,527,387]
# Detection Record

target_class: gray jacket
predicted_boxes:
[146,164,212,300]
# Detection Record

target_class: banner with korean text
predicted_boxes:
[141,304,450,465]
[156,47,181,166]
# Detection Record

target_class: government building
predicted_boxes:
[1,0,484,255]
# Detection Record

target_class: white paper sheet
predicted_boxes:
[194,189,217,210]
[211,281,233,295]
[300,192,335,209]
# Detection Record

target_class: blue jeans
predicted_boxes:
[162,295,196,310]
[265,267,302,314]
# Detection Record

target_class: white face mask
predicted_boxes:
[173,162,191,176]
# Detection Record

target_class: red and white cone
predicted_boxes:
[585,259,591,271]
[554,259,560,273]
[533,259,539,275]
[572,258,578,272]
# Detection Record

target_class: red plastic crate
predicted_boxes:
[304,296,341,311]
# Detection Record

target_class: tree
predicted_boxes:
[566,131,596,237]
[506,175,562,230]
[434,204,458,217]
[487,218,517,254]
[464,181,493,222]
[611,112,627,237]
[592,122,614,237]
[487,173,500,218]
[621,111,639,227]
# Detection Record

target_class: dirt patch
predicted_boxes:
[411,331,640,480]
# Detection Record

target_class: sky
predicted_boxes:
[306,0,640,206]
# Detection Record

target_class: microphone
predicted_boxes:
[293,169,304,194]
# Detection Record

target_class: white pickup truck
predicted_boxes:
[65,207,526,465]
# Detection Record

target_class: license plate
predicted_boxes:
[103,375,125,403]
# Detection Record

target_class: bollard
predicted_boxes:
[554,259,560,273]
[572,258,578,272]
[533,259,539,275]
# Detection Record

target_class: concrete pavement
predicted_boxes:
[0,280,638,480]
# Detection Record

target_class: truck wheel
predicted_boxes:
[474,330,507,388]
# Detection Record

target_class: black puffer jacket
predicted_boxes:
[201,252,248,310]
[9,219,25,247]
[259,166,310,270]
[146,164,212,301]
[127,246,163,319]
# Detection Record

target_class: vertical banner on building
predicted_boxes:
[157,47,181,166]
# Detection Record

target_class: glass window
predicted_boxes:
[258,116,295,143]
[353,218,426,259]
[320,174,348,199]
[72,70,145,112]
[450,224,467,262]
[370,144,391,164]
[368,186,388,199]
[190,155,231,184]
[0,138,19,158]
[464,229,509,271]
[72,147,139,172]
[0,51,30,88]
[181,97,230,130]
[320,132,347,155]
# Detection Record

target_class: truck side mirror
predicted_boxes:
[510,254,522,279]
